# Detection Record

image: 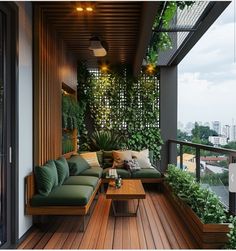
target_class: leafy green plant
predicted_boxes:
[227,216,236,249]
[147,1,195,65]
[89,130,124,151]
[125,128,163,161]
[166,165,227,224]
[62,132,74,154]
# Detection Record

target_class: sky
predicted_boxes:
[178,1,236,126]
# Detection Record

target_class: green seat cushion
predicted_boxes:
[54,157,70,185]
[102,168,131,179]
[79,167,103,178]
[103,151,113,169]
[34,160,58,196]
[63,176,99,189]
[31,185,93,207]
[131,168,161,179]
[67,155,90,175]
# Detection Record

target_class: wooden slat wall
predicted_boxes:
[34,5,77,166]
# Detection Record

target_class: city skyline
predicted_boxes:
[178,3,236,125]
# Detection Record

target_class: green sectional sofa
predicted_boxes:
[25,149,162,231]
[25,157,101,231]
[99,150,162,182]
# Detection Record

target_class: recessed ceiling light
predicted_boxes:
[76,7,84,12]
[86,7,93,12]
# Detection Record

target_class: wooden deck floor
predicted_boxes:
[18,185,199,249]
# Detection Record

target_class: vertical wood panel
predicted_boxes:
[34,5,77,166]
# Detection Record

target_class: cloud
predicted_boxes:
[178,4,236,126]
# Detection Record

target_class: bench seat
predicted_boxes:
[31,185,93,207]
[102,168,131,179]
[79,167,103,178]
[63,175,99,189]
[131,168,162,178]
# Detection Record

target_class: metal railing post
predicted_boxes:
[196,148,200,182]
[180,144,183,170]
[229,154,236,215]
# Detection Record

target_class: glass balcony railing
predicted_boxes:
[169,139,236,213]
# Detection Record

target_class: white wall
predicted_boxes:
[17,1,33,238]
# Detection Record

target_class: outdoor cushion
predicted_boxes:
[103,151,113,168]
[96,151,103,166]
[34,160,58,196]
[112,150,133,168]
[132,149,153,168]
[80,152,101,168]
[31,185,93,207]
[79,167,103,178]
[102,168,131,179]
[63,176,99,189]
[67,155,90,175]
[131,168,161,179]
[54,157,70,185]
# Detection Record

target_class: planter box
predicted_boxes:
[163,182,229,249]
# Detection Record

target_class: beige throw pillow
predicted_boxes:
[80,152,101,168]
[112,150,133,169]
[132,149,154,169]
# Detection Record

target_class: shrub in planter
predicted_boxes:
[166,165,227,224]
[227,215,236,249]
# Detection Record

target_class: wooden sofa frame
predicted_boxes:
[25,173,101,231]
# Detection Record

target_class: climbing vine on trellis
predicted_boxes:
[77,64,163,161]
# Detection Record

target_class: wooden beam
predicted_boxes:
[132,2,160,77]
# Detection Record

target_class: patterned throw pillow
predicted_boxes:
[124,159,141,172]
[80,152,101,168]
[132,149,154,169]
[112,150,132,169]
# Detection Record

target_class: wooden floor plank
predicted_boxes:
[18,187,200,250]
[159,193,199,249]
[112,216,123,249]
[103,215,115,249]
[95,197,111,249]
[139,200,156,249]
[150,191,183,249]
[79,195,105,249]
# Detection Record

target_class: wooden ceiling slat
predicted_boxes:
[36,1,145,67]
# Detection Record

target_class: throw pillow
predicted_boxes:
[132,149,154,169]
[34,160,58,196]
[124,159,141,172]
[80,152,101,168]
[54,157,70,185]
[67,155,90,175]
[112,150,132,169]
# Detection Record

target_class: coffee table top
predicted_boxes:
[106,179,146,200]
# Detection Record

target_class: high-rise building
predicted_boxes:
[231,125,236,142]
[212,121,221,135]
[222,125,230,140]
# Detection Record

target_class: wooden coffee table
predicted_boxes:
[106,179,146,217]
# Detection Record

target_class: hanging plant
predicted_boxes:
[147,1,195,65]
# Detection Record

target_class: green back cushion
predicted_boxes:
[54,157,69,185]
[34,160,58,196]
[96,151,103,166]
[67,155,90,175]
[103,151,113,168]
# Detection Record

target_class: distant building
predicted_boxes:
[177,153,205,173]
[222,125,230,140]
[212,121,221,135]
[208,136,227,146]
[230,125,236,141]
[204,122,210,127]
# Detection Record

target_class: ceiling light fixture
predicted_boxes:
[88,36,107,57]
[86,7,93,12]
[76,7,84,12]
